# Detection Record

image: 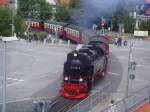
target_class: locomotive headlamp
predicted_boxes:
[64,77,68,81]
[79,78,83,82]
[74,53,77,57]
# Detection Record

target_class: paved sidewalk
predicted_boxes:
[90,92,125,112]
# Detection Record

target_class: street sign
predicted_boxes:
[130,74,135,80]
[131,61,137,71]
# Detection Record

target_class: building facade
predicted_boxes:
[0,0,9,5]
[46,0,57,6]
[146,0,150,15]
[58,0,71,5]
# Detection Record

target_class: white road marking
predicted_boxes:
[0,77,27,88]
[0,76,25,88]
[136,64,145,67]
[7,78,24,82]
[108,72,120,76]
[0,76,24,82]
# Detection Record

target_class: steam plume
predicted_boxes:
[71,0,145,28]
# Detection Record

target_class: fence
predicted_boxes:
[0,96,56,112]
[67,82,111,112]
[101,85,150,112]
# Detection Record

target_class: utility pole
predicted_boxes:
[2,41,6,112]
[126,35,133,97]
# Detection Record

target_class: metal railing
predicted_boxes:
[67,82,111,112]
[0,82,111,112]
[101,85,150,112]
[0,96,56,112]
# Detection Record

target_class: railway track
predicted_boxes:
[48,96,81,112]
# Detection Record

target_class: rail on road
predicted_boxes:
[0,96,81,112]
[67,82,111,112]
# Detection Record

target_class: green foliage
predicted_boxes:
[55,5,70,21]
[35,32,47,41]
[39,1,52,20]
[14,15,26,37]
[0,6,25,37]
[112,6,128,24]
[112,6,135,33]
[124,17,135,33]
[0,6,12,36]
[18,0,52,20]
[140,21,150,34]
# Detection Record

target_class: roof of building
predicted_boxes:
[146,8,150,15]
[134,103,150,112]
[44,20,68,26]
[46,0,57,5]
[146,0,150,4]
[58,0,71,5]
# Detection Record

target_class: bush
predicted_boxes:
[35,32,47,41]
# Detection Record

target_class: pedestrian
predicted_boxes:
[118,37,123,46]
[123,39,127,46]
[120,37,122,46]
[114,37,118,46]
[117,38,120,46]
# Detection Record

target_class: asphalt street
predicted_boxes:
[0,41,71,102]
[0,39,150,106]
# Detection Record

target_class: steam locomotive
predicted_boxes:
[60,35,109,99]
[25,19,110,99]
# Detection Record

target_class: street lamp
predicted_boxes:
[10,0,17,36]
[1,36,18,112]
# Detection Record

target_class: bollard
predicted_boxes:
[124,40,127,46]
[68,40,70,47]
[32,100,45,112]
[43,39,46,45]
[51,39,54,45]
[59,39,62,46]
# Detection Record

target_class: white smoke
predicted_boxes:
[71,0,145,27]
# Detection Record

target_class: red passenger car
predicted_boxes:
[64,25,85,43]
[44,21,68,37]
[25,19,44,31]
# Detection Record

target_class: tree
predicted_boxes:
[111,5,136,33]
[0,6,12,36]
[39,1,52,20]
[14,15,26,37]
[55,5,70,21]
[0,6,26,37]
[124,16,135,33]
[18,0,52,20]
[35,32,47,41]
[140,20,150,34]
